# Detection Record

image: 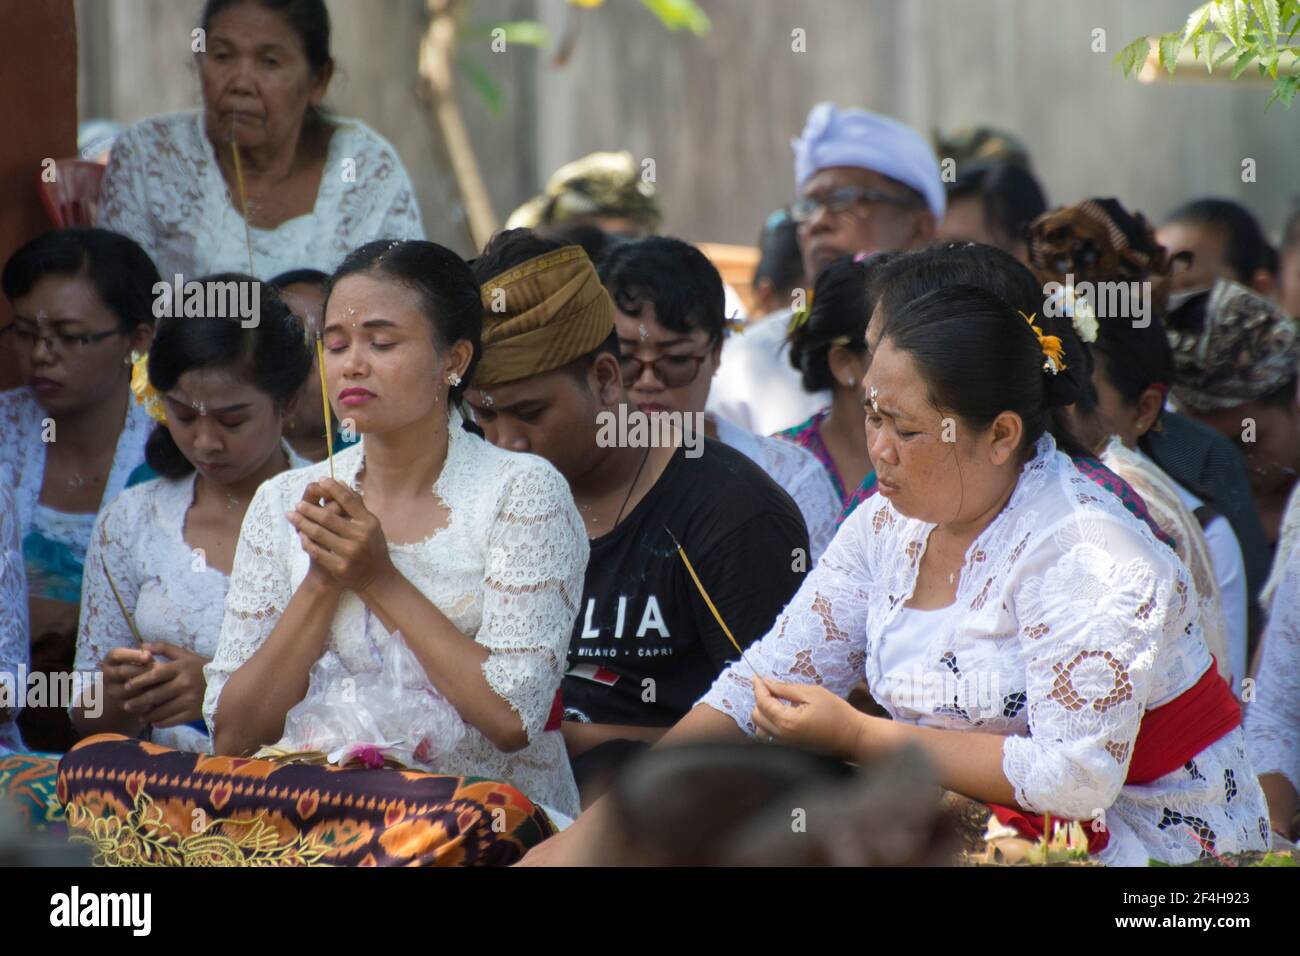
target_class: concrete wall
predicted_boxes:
[74,0,1300,259]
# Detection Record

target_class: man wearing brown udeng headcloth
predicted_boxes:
[466,230,808,807]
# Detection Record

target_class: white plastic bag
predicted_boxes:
[275,630,465,770]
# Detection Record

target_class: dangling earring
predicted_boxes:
[844,377,856,387]
[447,372,462,387]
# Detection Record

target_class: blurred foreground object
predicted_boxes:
[602,741,955,866]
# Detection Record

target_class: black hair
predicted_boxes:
[1091,314,1177,450]
[787,252,898,393]
[269,268,329,291]
[472,228,621,379]
[329,239,482,407]
[1164,198,1271,284]
[597,236,726,344]
[879,283,1083,461]
[199,0,332,128]
[875,242,1093,459]
[540,223,625,268]
[472,228,571,283]
[753,209,804,298]
[145,274,311,478]
[946,159,1048,250]
[2,227,160,333]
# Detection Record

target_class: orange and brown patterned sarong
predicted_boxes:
[57,734,555,866]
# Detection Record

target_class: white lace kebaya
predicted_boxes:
[1246,482,1300,803]
[74,445,308,753]
[202,416,587,819]
[98,111,425,280]
[0,484,29,753]
[712,415,841,563]
[701,434,1269,866]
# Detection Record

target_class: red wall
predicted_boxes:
[0,0,77,389]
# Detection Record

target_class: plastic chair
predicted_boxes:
[36,159,107,227]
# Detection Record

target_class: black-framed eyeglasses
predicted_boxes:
[789,186,922,224]
[619,349,712,388]
[1,323,123,353]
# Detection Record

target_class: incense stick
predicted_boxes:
[229,122,256,276]
[315,333,335,480]
[100,556,145,647]
[664,526,765,682]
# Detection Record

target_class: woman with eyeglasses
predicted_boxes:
[0,228,158,752]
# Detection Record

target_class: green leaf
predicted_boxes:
[1185,1,1216,42]
[464,20,551,47]
[1250,0,1281,42]
[1159,31,1184,73]
[1214,41,1239,65]
[1115,36,1151,76]
[1213,0,1245,45]
[456,56,506,116]
[1203,30,1221,69]
[1232,48,1260,75]
[639,0,711,35]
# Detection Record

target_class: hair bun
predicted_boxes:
[1043,362,1083,408]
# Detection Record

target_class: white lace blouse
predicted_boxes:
[1246,482,1300,798]
[202,417,588,819]
[0,484,29,753]
[74,446,308,753]
[0,388,153,545]
[713,415,841,563]
[98,111,424,280]
[701,434,1270,866]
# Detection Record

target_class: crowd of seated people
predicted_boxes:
[1,0,1298,867]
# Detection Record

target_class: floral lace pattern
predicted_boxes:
[98,111,424,279]
[1100,438,1232,683]
[0,388,153,544]
[75,448,305,753]
[0,484,29,752]
[202,417,587,818]
[700,434,1269,865]
[1246,481,1300,796]
[713,416,841,562]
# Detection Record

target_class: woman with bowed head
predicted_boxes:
[524,282,1267,867]
[98,0,423,280]
[71,276,312,753]
[59,240,587,866]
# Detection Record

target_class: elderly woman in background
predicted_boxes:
[98,0,423,280]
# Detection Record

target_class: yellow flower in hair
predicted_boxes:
[786,289,815,336]
[1018,311,1067,375]
[130,351,167,425]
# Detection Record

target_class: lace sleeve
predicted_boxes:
[477,461,588,743]
[96,124,157,264]
[1002,513,1188,820]
[73,495,141,674]
[0,485,28,702]
[202,477,293,734]
[698,500,876,735]
[1245,546,1300,794]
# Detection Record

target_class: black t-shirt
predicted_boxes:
[563,438,809,726]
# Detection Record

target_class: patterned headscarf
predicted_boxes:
[505,151,661,234]
[1167,279,1300,412]
[474,245,615,387]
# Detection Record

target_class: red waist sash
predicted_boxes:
[987,659,1241,854]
